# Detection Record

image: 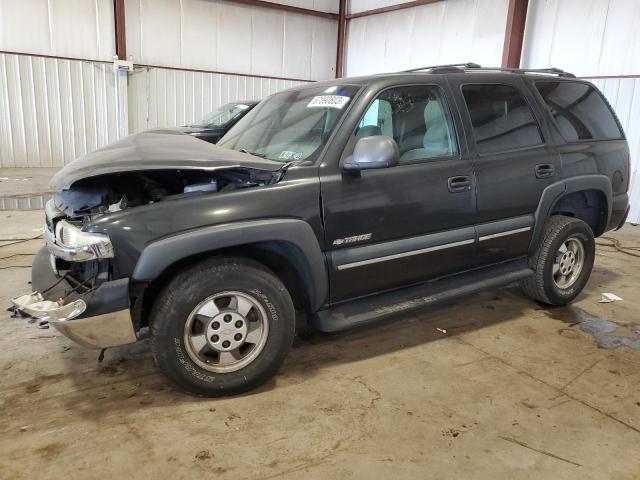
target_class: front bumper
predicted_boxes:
[15,247,137,349]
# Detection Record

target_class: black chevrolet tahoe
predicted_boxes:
[18,64,631,396]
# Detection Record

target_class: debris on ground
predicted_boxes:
[599,292,623,303]
[436,327,447,334]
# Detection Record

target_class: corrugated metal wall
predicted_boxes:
[349,0,413,13]
[125,0,338,81]
[0,0,116,61]
[128,66,309,132]
[0,0,336,168]
[0,53,118,168]
[522,0,640,222]
[344,0,509,77]
[522,0,640,78]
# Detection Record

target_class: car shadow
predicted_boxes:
[10,274,618,422]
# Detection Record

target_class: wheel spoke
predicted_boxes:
[245,321,263,344]
[218,349,242,366]
[552,262,560,275]
[558,242,568,253]
[232,295,254,316]
[191,333,208,354]
[198,300,220,318]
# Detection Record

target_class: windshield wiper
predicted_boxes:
[238,148,267,158]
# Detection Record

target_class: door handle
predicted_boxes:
[448,175,472,193]
[535,163,555,179]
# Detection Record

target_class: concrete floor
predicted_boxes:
[0,209,639,479]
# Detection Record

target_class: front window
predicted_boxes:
[218,85,360,162]
[190,103,253,129]
[356,85,458,162]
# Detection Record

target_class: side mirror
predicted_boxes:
[342,135,400,171]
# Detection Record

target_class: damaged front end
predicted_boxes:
[14,130,287,349]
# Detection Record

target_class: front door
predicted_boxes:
[321,83,477,302]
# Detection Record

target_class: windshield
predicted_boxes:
[190,103,253,128]
[218,85,360,162]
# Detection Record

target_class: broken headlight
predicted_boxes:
[52,220,114,260]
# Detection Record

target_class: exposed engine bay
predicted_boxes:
[52,167,283,220]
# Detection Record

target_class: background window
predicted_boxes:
[462,84,543,154]
[356,85,457,162]
[535,81,623,141]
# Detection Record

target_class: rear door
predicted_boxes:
[448,76,559,265]
[320,82,477,302]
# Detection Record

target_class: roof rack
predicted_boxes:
[478,67,576,78]
[402,63,575,78]
[403,63,481,73]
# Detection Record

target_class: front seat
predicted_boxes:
[400,100,454,162]
[355,125,382,140]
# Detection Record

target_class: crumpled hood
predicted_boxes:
[50,129,280,190]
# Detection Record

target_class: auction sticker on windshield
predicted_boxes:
[308,95,350,109]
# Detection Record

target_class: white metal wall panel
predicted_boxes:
[128,66,309,133]
[125,0,338,80]
[522,0,640,222]
[345,0,509,76]
[0,53,118,167]
[272,0,338,13]
[0,0,115,61]
[349,0,409,14]
[522,0,640,76]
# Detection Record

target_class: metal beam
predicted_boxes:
[114,0,127,60]
[230,0,338,20]
[135,63,313,83]
[346,0,444,20]
[336,0,347,78]
[501,0,528,68]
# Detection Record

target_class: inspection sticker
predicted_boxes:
[308,95,350,109]
[278,151,303,160]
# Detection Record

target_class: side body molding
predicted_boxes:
[132,219,328,311]
[530,174,612,250]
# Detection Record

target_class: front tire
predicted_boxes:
[522,215,595,306]
[150,257,295,396]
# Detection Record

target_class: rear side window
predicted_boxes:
[535,81,623,141]
[462,84,543,154]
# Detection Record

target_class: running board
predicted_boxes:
[312,260,533,332]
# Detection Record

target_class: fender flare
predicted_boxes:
[530,174,612,250]
[132,219,328,311]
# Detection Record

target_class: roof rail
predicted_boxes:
[465,66,576,78]
[403,63,482,73]
[401,64,575,78]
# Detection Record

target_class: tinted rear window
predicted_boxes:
[462,84,543,154]
[535,81,623,141]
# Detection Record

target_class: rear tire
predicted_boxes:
[522,215,595,306]
[150,257,295,396]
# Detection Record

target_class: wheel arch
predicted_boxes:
[530,175,612,251]
[132,219,328,321]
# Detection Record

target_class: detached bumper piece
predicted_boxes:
[14,247,138,350]
[12,292,86,319]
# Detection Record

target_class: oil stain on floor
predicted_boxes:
[548,306,640,350]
